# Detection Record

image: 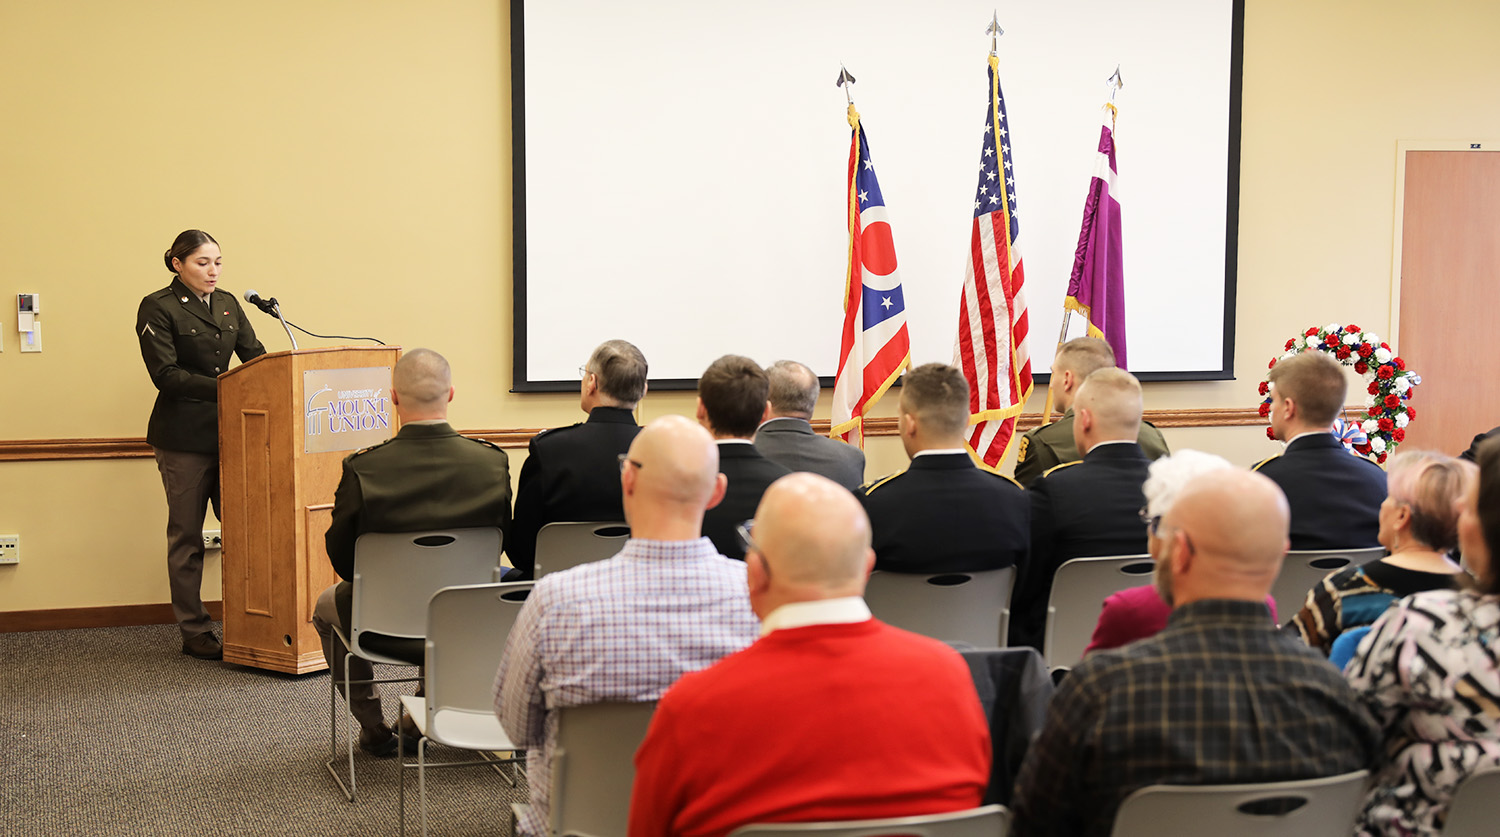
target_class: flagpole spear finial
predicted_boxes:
[836,64,856,106]
[1107,64,1124,102]
[987,11,1004,57]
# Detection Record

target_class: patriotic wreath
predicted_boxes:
[1259,323,1421,464]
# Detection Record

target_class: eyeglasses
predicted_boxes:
[736,520,757,556]
[579,366,592,380]
[1138,505,1162,536]
[617,453,644,473]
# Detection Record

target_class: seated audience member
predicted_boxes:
[1253,350,1387,549]
[494,415,759,837]
[1459,425,1500,462]
[1011,469,1380,837]
[860,363,1027,574]
[628,473,991,837]
[1013,337,1169,486]
[1011,368,1152,649]
[1346,437,1500,837]
[753,360,865,490]
[507,339,647,578]
[1084,450,1278,655]
[1289,450,1471,656]
[314,349,512,757]
[697,355,791,560]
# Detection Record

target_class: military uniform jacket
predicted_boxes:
[704,442,791,561]
[1010,443,1152,649]
[507,406,641,577]
[1252,432,1387,550]
[1013,409,1169,487]
[325,421,512,595]
[753,417,866,491]
[136,277,266,453]
[860,452,1028,575]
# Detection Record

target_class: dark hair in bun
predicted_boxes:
[164,230,219,274]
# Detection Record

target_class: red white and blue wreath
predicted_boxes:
[1259,323,1420,464]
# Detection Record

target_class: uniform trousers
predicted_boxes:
[153,447,219,639]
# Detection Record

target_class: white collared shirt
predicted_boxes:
[759,596,872,636]
[913,448,967,458]
[1287,430,1332,446]
[716,438,756,445]
[1087,439,1137,450]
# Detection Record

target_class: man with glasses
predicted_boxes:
[495,415,759,837]
[508,339,647,578]
[1010,469,1380,837]
[1009,368,1154,649]
[629,473,991,836]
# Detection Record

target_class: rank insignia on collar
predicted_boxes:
[1017,436,1029,462]
[180,296,189,303]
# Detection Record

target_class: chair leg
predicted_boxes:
[324,654,358,803]
[418,736,429,837]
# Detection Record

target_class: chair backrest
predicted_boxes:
[727,805,1010,836]
[550,701,658,837]
[1043,555,1154,667]
[1272,547,1386,624]
[1110,770,1369,837]
[1442,764,1500,836]
[535,521,630,578]
[424,581,532,743]
[350,527,503,661]
[864,568,1016,647]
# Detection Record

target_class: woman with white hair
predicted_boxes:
[1083,450,1279,654]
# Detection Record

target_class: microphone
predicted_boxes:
[243,289,279,315]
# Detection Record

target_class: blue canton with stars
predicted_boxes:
[973,64,1020,243]
[854,124,906,328]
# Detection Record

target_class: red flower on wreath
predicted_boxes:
[1377,365,1395,380]
[1336,346,1352,360]
[1378,417,1394,432]
[1394,357,1406,371]
[1393,428,1406,443]
[1305,327,1319,337]
[1345,324,1360,333]
[1380,342,1391,350]
[1407,405,1417,420]
[1323,334,1340,348]
[1259,402,1271,418]
[1356,442,1372,454]
[1384,394,1401,409]
[1354,361,1369,374]
[1258,381,1269,396]
[1378,452,1388,464]
[1284,338,1296,351]
[1358,344,1374,358]
[1268,359,1277,369]
[1266,427,1276,440]
[1367,382,1380,395]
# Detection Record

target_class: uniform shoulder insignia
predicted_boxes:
[1016,435,1030,463]
[859,468,908,496]
[1041,460,1082,479]
[465,435,504,452]
[349,438,396,457]
[533,421,586,442]
[1251,454,1281,471]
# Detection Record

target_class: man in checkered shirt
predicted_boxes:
[1010,468,1380,837]
[494,414,759,836]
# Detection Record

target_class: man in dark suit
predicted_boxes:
[698,355,791,560]
[313,348,512,757]
[1010,368,1152,649]
[754,360,865,490]
[860,363,1027,574]
[1253,350,1387,550]
[1014,337,1169,486]
[507,340,647,578]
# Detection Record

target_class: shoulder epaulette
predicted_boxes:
[1041,460,1082,479]
[859,468,908,496]
[465,435,504,452]
[349,437,396,458]
[1251,454,1280,471]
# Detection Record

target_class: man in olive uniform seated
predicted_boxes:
[1014,337,1169,486]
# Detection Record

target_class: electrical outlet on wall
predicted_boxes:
[0,535,19,564]
[203,529,222,550]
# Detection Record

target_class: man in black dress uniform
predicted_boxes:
[507,340,647,578]
[1010,368,1153,649]
[859,363,1028,574]
[754,360,866,491]
[1253,350,1386,550]
[697,355,790,560]
[314,349,513,756]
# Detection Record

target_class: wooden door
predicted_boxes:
[1397,149,1500,457]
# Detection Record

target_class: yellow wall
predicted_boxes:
[2,0,1496,613]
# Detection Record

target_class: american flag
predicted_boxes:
[954,54,1033,469]
[831,107,911,447]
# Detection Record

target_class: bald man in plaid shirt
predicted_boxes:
[1011,469,1379,837]
[494,415,759,837]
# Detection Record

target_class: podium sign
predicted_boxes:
[303,367,394,454]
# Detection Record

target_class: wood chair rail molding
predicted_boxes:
[0,408,1270,463]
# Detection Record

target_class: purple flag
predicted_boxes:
[1065,107,1127,368]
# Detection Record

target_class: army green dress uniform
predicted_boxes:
[1013,409,1170,487]
[136,276,266,645]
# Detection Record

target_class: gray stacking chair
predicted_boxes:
[398,581,532,836]
[326,527,502,802]
[1109,770,1369,837]
[1041,554,1153,668]
[534,521,629,578]
[1273,547,1386,624]
[728,804,1010,836]
[509,701,657,837]
[1442,764,1500,836]
[863,568,1015,647]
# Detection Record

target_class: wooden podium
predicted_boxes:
[218,346,401,673]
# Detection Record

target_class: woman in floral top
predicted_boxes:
[1346,438,1500,836]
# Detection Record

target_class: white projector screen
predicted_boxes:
[513,0,1242,390]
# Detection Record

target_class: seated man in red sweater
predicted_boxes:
[628,473,992,837]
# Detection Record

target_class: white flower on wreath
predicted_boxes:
[1343,332,1360,345]
[1366,393,1378,408]
[1395,377,1411,393]
[1371,437,1387,453]
[1375,347,1393,363]
[1362,419,1380,434]
[1325,322,1342,335]
[1293,336,1307,350]
[1396,413,1410,428]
